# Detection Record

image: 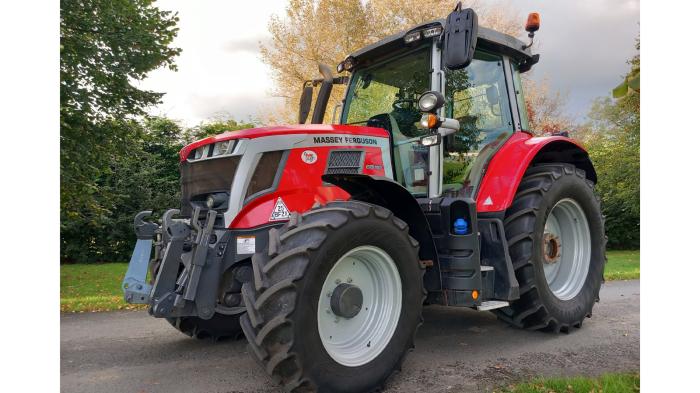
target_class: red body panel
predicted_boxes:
[180,124,389,162]
[475,132,588,213]
[229,145,387,229]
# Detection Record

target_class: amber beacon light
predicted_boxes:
[522,12,540,49]
[526,12,540,33]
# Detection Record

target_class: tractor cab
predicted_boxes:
[305,10,540,203]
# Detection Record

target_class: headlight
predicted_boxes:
[212,141,231,157]
[337,56,356,72]
[403,30,421,44]
[422,26,443,38]
[420,134,441,147]
[206,193,229,209]
[418,91,445,113]
[403,24,443,43]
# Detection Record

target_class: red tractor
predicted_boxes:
[123,5,605,392]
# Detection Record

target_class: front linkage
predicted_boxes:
[122,208,246,320]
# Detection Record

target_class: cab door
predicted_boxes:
[440,50,516,198]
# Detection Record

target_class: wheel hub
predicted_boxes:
[330,283,363,318]
[543,232,562,264]
[317,245,402,367]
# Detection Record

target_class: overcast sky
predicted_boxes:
[139,0,640,126]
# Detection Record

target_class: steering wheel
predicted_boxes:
[392,99,415,110]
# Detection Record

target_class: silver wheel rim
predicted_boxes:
[317,245,402,367]
[542,198,591,301]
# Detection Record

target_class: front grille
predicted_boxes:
[325,150,364,175]
[180,156,241,216]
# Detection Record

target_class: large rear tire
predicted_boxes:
[240,201,425,392]
[495,164,606,332]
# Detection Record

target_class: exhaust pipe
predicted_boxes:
[310,63,334,124]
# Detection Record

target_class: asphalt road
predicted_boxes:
[61,280,639,393]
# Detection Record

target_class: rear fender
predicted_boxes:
[476,132,596,213]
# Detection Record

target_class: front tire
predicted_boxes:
[240,201,424,392]
[496,164,606,332]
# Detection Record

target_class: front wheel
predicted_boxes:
[240,201,424,392]
[496,164,606,332]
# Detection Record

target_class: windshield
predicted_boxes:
[341,46,432,195]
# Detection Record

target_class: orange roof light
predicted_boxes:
[526,12,540,33]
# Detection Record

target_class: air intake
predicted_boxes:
[325,150,364,175]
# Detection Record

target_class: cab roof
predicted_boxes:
[348,19,539,72]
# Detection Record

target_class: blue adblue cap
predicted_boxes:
[454,218,468,235]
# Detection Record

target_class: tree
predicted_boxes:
[60,116,255,262]
[581,41,640,249]
[612,38,640,98]
[261,0,521,123]
[524,78,575,134]
[60,0,181,260]
[186,119,256,141]
[60,0,180,120]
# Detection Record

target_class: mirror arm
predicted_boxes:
[437,118,460,137]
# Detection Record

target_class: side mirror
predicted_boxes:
[298,84,313,124]
[486,85,499,105]
[443,4,479,70]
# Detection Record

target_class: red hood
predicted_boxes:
[180,124,389,161]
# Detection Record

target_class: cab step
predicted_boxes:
[476,300,509,311]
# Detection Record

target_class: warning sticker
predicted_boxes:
[236,236,256,254]
[269,197,291,221]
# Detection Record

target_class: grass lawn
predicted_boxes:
[499,372,640,393]
[60,263,144,312]
[605,250,640,280]
[60,250,639,312]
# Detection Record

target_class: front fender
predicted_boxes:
[321,173,438,265]
[476,132,596,213]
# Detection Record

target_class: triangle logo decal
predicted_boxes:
[269,197,291,221]
[484,196,494,206]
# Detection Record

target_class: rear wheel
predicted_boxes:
[496,164,606,332]
[240,201,425,392]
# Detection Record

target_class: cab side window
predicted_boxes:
[510,62,530,131]
[442,51,513,196]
